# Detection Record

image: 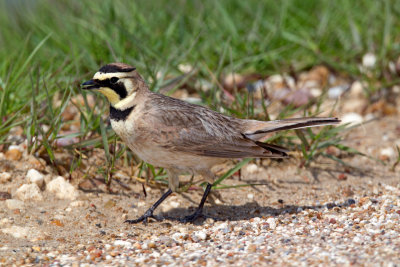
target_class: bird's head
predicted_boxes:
[81,63,147,109]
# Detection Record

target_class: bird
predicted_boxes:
[81,63,340,223]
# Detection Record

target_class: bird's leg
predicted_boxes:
[180,183,212,223]
[125,189,172,224]
[167,169,180,192]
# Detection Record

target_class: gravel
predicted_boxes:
[2,183,398,266]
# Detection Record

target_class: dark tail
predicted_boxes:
[243,117,340,140]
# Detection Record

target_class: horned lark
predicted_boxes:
[82,63,340,223]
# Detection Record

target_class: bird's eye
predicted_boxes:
[110,77,119,84]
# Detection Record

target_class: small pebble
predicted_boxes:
[6,199,24,210]
[328,85,348,99]
[341,113,363,126]
[5,149,22,161]
[0,172,12,183]
[26,169,44,188]
[14,184,43,201]
[192,230,207,241]
[47,176,79,200]
[362,52,376,68]
[347,199,356,205]
[380,147,395,160]
[266,218,277,229]
[245,164,259,174]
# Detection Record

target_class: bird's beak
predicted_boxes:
[81,79,99,90]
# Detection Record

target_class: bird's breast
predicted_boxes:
[111,116,138,142]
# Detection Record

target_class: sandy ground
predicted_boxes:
[0,117,399,266]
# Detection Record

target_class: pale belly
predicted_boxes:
[111,118,223,172]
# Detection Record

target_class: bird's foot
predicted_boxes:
[179,183,212,223]
[125,188,173,224]
[179,209,204,223]
[125,209,157,224]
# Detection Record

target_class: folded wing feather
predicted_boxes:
[149,93,340,159]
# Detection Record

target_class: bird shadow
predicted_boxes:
[156,198,356,224]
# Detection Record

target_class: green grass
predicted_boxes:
[392,146,400,172]
[1,0,399,188]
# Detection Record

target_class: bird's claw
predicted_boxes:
[179,210,203,223]
[124,210,156,224]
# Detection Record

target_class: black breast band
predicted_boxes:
[110,105,135,121]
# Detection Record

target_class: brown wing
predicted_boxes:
[143,93,288,158]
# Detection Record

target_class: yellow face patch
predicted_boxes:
[95,88,121,105]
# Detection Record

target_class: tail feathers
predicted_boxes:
[244,117,340,140]
[254,141,289,157]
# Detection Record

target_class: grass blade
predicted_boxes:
[213,158,252,187]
